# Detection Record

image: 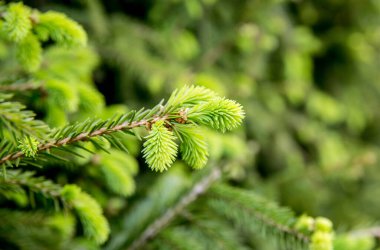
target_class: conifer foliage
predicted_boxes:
[0,1,377,250]
[0,2,253,248]
[0,2,86,72]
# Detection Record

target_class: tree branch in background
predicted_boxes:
[127,167,222,250]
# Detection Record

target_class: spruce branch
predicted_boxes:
[0,85,245,172]
[0,94,50,142]
[209,184,310,248]
[0,170,61,199]
[0,117,148,165]
[0,82,46,94]
[127,167,222,250]
[0,170,111,245]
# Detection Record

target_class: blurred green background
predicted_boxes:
[3,0,380,249]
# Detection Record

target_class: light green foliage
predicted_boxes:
[35,46,101,125]
[0,1,89,73]
[17,136,39,158]
[187,98,245,132]
[142,120,178,172]
[61,184,110,244]
[56,0,380,249]
[295,214,315,233]
[334,234,375,250]
[139,85,244,170]
[78,84,105,114]
[315,217,333,233]
[165,85,217,112]
[1,2,31,42]
[309,219,334,250]
[310,231,333,250]
[16,33,42,72]
[46,213,75,240]
[294,215,334,250]
[98,149,138,196]
[0,94,49,143]
[45,79,79,113]
[176,124,208,169]
[3,0,378,249]
[34,11,87,47]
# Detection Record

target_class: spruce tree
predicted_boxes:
[0,1,379,250]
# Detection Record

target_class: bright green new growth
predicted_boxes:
[0,2,249,248]
[310,217,334,250]
[294,215,334,250]
[187,97,245,133]
[139,85,245,171]
[17,136,39,158]
[34,11,87,47]
[310,231,333,250]
[61,185,110,244]
[315,217,333,233]
[176,124,208,169]
[1,2,31,42]
[99,150,138,197]
[16,33,42,72]
[0,4,87,72]
[165,85,217,112]
[0,94,49,143]
[137,85,245,171]
[142,120,178,172]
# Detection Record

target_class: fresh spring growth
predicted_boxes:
[0,3,86,72]
[187,97,245,132]
[1,2,32,42]
[311,217,334,250]
[295,215,334,250]
[61,185,110,244]
[294,214,315,233]
[34,11,87,47]
[315,217,333,233]
[142,85,245,172]
[176,124,209,169]
[310,231,333,250]
[18,136,39,158]
[16,33,42,72]
[142,120,178,172]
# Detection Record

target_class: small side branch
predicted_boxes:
[127,167,222,250]
[0,119,148,165]
[0,83,47,96]
[1,170,62,198]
